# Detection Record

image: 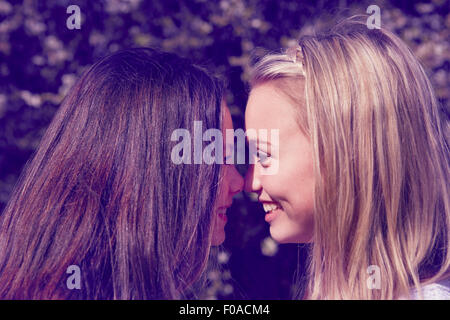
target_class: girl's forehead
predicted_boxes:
[246,85,299,131]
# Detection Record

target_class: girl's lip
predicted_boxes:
[258,198,281,206]
[217,204,232,214]
[216,205,230,222]
[218,203,233,209]
[264,207,281,223]
[216,207,228,214]
[218,212,227,222]
[259,200,283,212]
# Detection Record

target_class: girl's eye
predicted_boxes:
[223,155,233,164]
[257,151,271,166]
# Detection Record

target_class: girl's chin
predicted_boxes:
[269,226,313,244]
[211,212,227,245]
[211,231,225,246]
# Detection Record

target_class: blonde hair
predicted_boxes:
[249,16,450,299]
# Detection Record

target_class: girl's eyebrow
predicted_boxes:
[257,140,272,146]
[225,143,234,155]
[245,139,271,150]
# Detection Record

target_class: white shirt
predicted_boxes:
[409,277,450,300]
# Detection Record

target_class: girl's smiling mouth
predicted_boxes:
[261,202,283,223]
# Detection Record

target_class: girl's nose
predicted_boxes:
[244,164,262,193]
[230,165,244,195]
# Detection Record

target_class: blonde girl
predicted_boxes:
[244,16,449,299]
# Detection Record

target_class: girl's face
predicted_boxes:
[212,104,244,246]
[244,83,315,243]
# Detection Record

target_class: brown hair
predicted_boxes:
[0,48,224,299]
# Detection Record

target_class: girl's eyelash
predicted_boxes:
[223,155,233,163]
[257,151,271,164]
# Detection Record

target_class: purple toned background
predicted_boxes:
[0,0,448,299]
